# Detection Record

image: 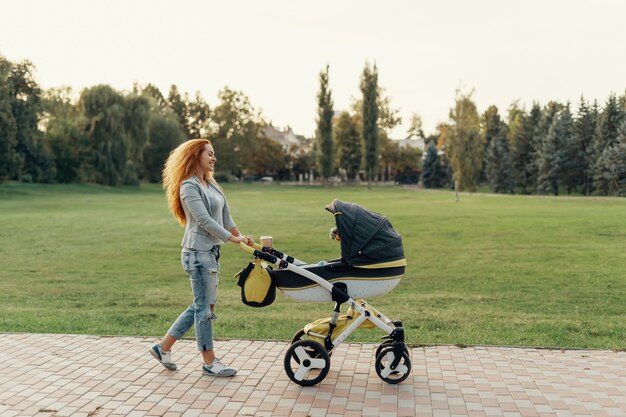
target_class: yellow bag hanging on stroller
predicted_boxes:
[302,300,379,344]
[235,259,276,307]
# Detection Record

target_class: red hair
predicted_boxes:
[162,139,220,225]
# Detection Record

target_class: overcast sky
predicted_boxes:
[1,0,625,138]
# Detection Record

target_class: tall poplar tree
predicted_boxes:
[447,90,483,194]
[360,62,379,189]
[315,65,334,182]
[333,111,361,182]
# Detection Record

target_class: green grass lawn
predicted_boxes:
[1,182,624,349]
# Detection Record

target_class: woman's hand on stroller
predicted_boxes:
[229,234,254,246]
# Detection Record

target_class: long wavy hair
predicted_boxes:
[162,139,220,226]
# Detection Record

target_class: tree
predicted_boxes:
[525,103,543,189]
[508,103,531,192]
[407,113,425,140]
[379,135,400,182]
[315,65,334,182]
[143,112,185,183]
[536,109,569,195]
[480,105,502,183]
[187,92,211,139]
[532,101,564,192]
[9,59,54,182]
[579,100,600,195]
[485,123,513,193]
[207,87,260,179]
[394,145,422,184]
[590,94,625,193]
[333,112,361,182]
[420,140,443,188]
[592,120,626,195]
[0,55,18,180]
[79,85,129,186]
[360,62,379,189]
[249,136,289,177]
[446,90,483,195]
[167,84,190,139]
[140,83,167,110]
[41,87,87,183]
[123,94,151,182]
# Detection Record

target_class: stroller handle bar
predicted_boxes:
[238,241,304,267]
[238,241,283,264]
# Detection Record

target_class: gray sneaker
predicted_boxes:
[202,359,236,377]
[149,343,177,370]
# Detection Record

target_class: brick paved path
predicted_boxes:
[1,333,624,417]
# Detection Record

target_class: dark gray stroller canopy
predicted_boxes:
[325,199,405,267]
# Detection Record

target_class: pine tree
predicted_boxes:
[316,65,334,182]
[566,97,596,194]
[536,112,566,195]
[532,102,563,193]
[485,123,513,193]
[556,104,575,193]
[592,120,626,195]
[590,94,625,194]
[508,104,530,192]
[420,140,442,188]
[360,62,379,189]
[525,103,542,189]
[480,105,502,184]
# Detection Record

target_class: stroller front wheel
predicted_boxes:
[375,347,412,384]
[375,340,410,359]
[284,340,331,386]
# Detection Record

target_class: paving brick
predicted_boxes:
[2,334,625,417]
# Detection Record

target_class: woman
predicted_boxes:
[150,139,253,377]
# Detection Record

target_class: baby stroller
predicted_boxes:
[238,199,411,386]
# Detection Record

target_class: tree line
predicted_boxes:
[1,53,625,196]
[316,67,626,196]
[0,54,298,185]
[425,90,626,196]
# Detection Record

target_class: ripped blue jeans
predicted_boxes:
[167,248,220,351]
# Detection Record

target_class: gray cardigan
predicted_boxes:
[180,176,236,251]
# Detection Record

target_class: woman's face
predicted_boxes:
[198,144,216,172]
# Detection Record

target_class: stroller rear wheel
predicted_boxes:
[290,329,306,345]
[284,340,331,386]
[290,329,334,362]
[375,347,411,384]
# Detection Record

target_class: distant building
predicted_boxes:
[258,124,304,152]
[395,136,426,152]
